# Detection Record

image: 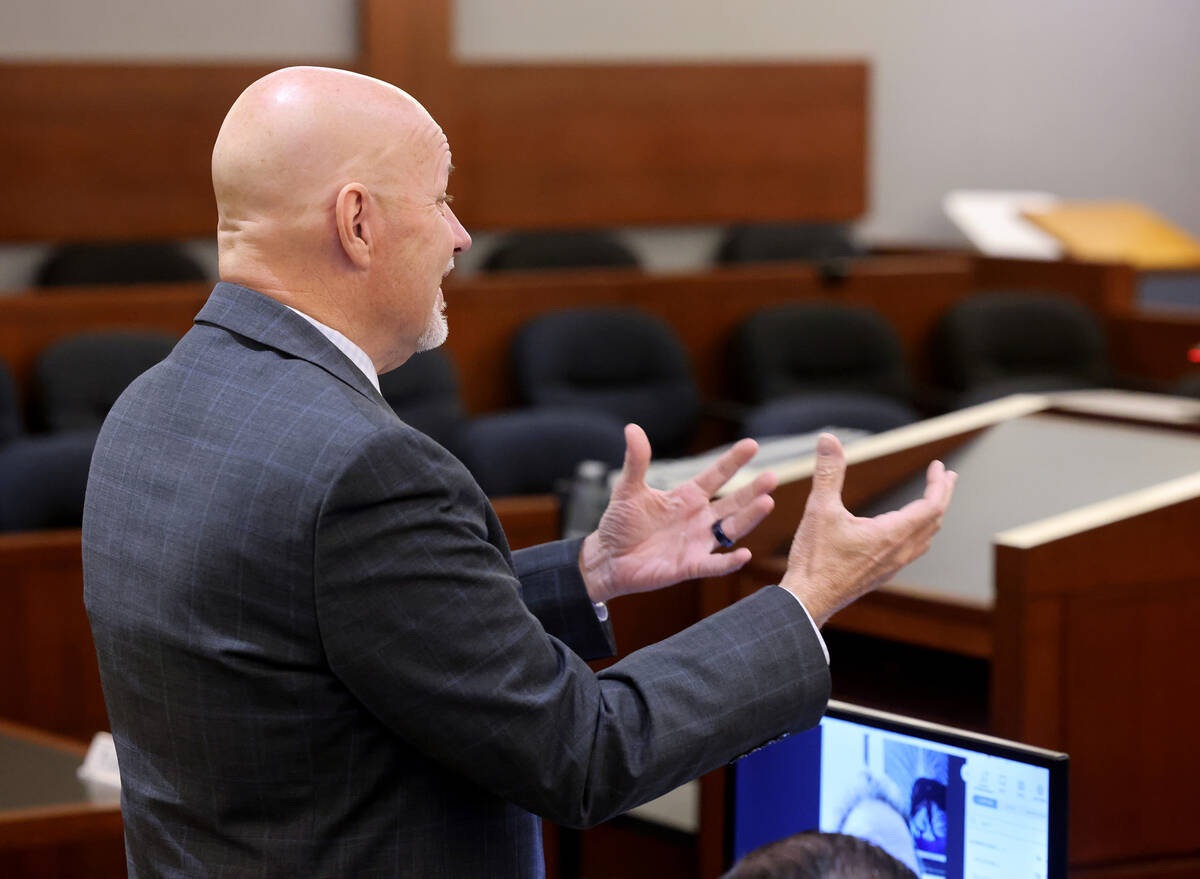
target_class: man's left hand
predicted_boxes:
[579,424,778,604]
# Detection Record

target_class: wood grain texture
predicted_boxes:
[1106,309,1200,383]
[972,255,1138,313]
[993,492,1200,866]
[0,63,307,242]
[444,62,868,229]
[0,530,108,742]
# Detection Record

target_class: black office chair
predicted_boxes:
[0,360,23,447]
[450,408,627,497]
[929,291,1111,408]
[34,241,208,287]
[715,223,864,283]
[731,303,919,437]
[481,230,639,273]
[378,349,467,448]
[0,430,98,532]
[512,307,701,455]
[32,331,178,432]
[1170,372,1200,399]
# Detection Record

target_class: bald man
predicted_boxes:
[83,67,955,878]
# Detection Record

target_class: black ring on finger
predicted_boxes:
[712,519,735,548]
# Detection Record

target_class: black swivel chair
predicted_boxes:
[1170,372,1200,399]
[731,303,919,438]
[716,223,864,285]
[0,360,22,447]
[929,291,1112,408]
[378,349,467,449]
[32,331,178,432]
[512,307,701,456]
[450,408,627,497]
[481,230,639,273]
[0,430,98,532]
[34,241,208,287]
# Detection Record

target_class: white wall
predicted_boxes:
[0,0,357,61]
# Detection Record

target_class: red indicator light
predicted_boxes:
[1190,346,1200,364]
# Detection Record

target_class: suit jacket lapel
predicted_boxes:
[195,282,387,408]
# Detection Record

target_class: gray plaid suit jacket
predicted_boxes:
[83,282,831,878]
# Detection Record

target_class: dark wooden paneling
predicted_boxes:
[972,255,1138,313]
[993,492,1200,867]
[1106,309,1200,383]
[0,283,209,405]
[3,0,868,242]
[0,63,308,242]
[446,62,868,229]
[0,531,108,741]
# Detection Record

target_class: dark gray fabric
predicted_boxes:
[34,241,208,287]
[513,308,701,455]
[481,231,639,273]
[731,304,913,406]
[83,283,831,878]
[0,429,97,531]
[742,393,917,439]
[0,359,22,445]
[930,291,1111,399]
[715,223,864,265]
[378,348,466,447]
[451,408,626,496]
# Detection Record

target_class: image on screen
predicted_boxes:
[730,704,1066,879]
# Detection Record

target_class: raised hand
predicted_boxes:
[579,424,778,604]
[781,433,957,627]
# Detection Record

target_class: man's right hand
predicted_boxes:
[781,433,957,627]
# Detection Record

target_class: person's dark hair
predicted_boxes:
[722,831,919,879]
[910,778,946,815]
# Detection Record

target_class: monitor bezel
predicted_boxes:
[724,699,1069,879]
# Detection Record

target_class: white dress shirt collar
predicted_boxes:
[284,305,381,394]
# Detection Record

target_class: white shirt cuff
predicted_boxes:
[773,584,830,665]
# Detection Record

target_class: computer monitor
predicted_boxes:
[726,701,1068,879]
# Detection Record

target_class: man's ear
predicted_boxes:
[335,182,372,268]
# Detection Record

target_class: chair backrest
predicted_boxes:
[0,359,22,446]
[34,241,208,287]
[513,307,700,454]
[481,230,639,273]
[715,223,864,265]
[741,394,917,439]
[0,431,97,532]
[378,349,466,448]
[1171,372,1200,399]
[450,408,627,497]
[930,291,1110,394]
[33,331,178,432]
[731,303,912,405]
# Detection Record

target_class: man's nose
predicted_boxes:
[450,208,472,254]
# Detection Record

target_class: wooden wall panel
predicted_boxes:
[1106,309,1200,383]
[1,0,869,242]
[0,63,308,242]
[446,62,868,229]
[0,531,108,742]
[993,492,1200,867]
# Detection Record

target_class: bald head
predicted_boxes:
[211,67,471,372]
[213,67,430,233]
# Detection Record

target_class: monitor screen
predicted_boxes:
[727,701,1068,879]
